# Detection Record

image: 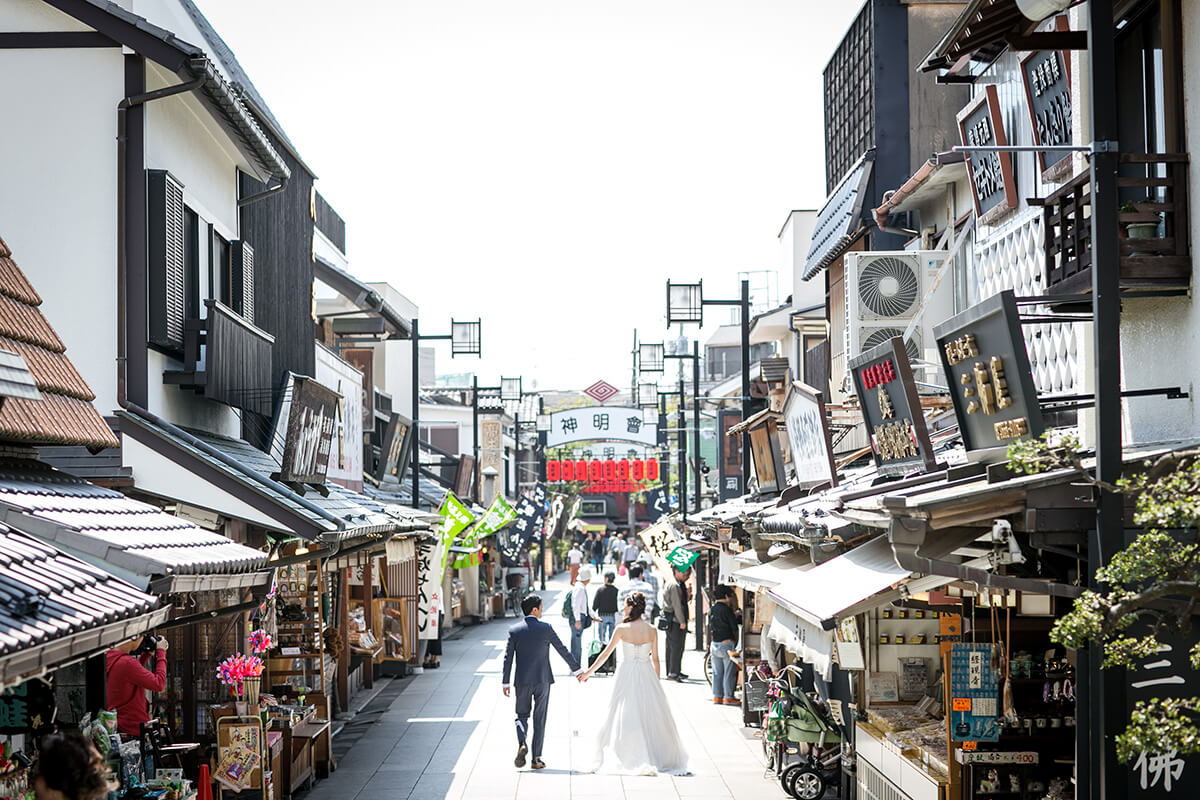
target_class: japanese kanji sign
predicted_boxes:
[666,546,698,572]
[782,381,837,488]
[0,679,55,734]
[934,290,1044,461]
[1125,624,1200,796]
[271,373,340,486]
[498,485,547,567]
[418,492,475,640]
[949,643,1000,742]
[957,85,1018,224]
[848,336,937,476]
[1020,20,1073,179]
[546,406,658,448]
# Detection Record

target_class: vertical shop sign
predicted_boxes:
[1125,627,1200,795]
[746,413,787,494]
[934,290,1044,461]
[498,484,546,567]
[273,375,340,486]
[782,381,838,488]
[718,409,743,501]
[958,85,1018,224]
[1021,46,1073,177]
[342,348,375,430]
[848,336,937,475]
[950,643,1000,742]
[418,492,474,639]
[375,413,414,483]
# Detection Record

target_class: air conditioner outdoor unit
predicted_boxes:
[844,250,952,387]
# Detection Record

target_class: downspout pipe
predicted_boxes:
[121,402,345,533]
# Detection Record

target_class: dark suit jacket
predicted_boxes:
[502,615,580,686]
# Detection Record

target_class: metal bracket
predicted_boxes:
[1091,140,1120,153]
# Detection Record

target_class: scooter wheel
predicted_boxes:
[783,766,825,800]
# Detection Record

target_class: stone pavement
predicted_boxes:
[304,573,788,800]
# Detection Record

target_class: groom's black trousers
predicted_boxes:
[514,683,551,757]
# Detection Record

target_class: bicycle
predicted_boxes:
[505,569,532,616]
[762,665,843,800]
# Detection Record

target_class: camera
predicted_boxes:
[134,633,161,655]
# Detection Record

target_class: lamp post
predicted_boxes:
[664,340,702,515]
[410,318,482,508]
[666,279,751,490]
[654,386,686,522]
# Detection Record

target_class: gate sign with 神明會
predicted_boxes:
[849,336,937,476]
[934,290,1044,462]
[418,492,475,640]
[958,85,1018,224]
[782,381,838,489]
[546,406,657,448]
[498,485,547,567]
[273,374,340,486]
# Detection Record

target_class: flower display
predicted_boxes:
[248,629,273,654]
[216,654,265,697]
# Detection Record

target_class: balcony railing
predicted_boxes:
[1039,153,1190,295]
[164,300,276,416]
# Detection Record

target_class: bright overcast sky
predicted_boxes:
[196,1,862,392]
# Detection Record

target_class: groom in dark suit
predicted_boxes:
[502,594,583,770]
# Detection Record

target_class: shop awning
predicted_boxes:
[768,534,909,629]
[0,521,170,690]
[0,458,270,593]
[730,553,812,593]
[802,155,873,280]
[767,605,835,681]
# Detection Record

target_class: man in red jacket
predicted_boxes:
[105,634,168,736]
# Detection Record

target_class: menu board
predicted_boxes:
[933,290,1044,461]
[848,336,937,476]
[950,643,1000,742]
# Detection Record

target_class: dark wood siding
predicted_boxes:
[314,192,346,254]
[238,148,316,413]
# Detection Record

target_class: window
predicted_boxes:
[148,170,186,350]
[419,423,459,454]
[580,500,607,516]
[214,233,233,308]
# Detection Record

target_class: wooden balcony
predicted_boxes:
[164,300,276,416]
[1039,153,1191,296]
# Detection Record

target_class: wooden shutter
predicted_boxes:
[147,170,186,349]
[233,240,254,323]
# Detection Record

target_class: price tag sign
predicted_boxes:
[952,698,972,712]
[962,742,978,752]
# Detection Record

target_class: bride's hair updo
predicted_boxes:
[623,592,647,623]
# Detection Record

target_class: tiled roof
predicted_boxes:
[0,519,164,673]
[0,237,118,450]
[0,459,268,585]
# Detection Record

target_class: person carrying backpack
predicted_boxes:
[566,566,594,663]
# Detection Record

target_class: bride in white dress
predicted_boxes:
[578,592,689,775]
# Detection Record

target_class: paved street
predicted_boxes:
[307,574,787,800]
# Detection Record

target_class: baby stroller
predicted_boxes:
[763,665,842,800]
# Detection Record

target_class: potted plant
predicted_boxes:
[1119,199,1161,240]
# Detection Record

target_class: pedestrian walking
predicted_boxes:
[621,535,640,573]
[708,585,742,705]
[618,564,658,618]
[589,533,606,570]
[637,558,661,621]
[661,566,690,681]
[592,571,619,642]
[567,539,584,585]
[569,565,594,664]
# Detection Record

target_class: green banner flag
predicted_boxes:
[666,546,698,572]
[436,492,475,581]
[475,495,518,538]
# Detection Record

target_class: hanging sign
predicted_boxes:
[644,487,669,522]
[418,492,474,639]
[638,520,679,576]
[546,457,659,494]
[848,336,937,475]
[744,411,787,495]
[957,85,1018,224]
[545,406,658,447]
[782,381,838,488]
[934,290,1044,461]
[666,546,699,572]
[718,409,743,501]
[0,679,55,733]
[374,413,414,483]
[1124,625,1200,796]
[949,643,1000,742]
[271,374,340,486]
[475,495,518,538]
[1021,46,1073,177]
[498,484,546,567]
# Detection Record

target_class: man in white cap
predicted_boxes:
[569,565,594,664]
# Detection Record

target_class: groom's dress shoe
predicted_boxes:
[531,759,546,770]
[515,744,528,767]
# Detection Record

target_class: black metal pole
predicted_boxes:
[411,318,420,509]
[539,396,547,591]
[694,553,704,651]
[692,340,701,514]
[1087,3,1123,798]
[660,394,670,513]
[679,372,687,524]
[511,410,518,500]
[739,279,751,489]
[472,375,480,503]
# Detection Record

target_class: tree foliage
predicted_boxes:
[1007,435,1200,762]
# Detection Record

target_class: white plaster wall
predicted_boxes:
[146,350,241,437]
[2,0,92,30]
[0,41,122,415]
[1118,4,1200,444]
[419,403,475,457]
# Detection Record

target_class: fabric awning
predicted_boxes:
[730,553,812,593]
[767,605,835,681]
[768,534,909,629]
[803,155,873,280]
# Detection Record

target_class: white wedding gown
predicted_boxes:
[585,641,690,775]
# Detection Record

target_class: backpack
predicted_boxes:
[562,594,573,618]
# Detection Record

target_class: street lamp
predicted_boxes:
[665,279,751,490]
[638,342,665,373]
[501,377,523,402]
[410,318,482,508]
[655,385,687,524]
[637,382,659,409]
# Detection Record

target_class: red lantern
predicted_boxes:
[646,458,659,481]
[603,460,617,481]
[617,459,630,481]
[576,460,588,482]
[589,460,603,482]
[547,460,560,481]
[631,459,645,481]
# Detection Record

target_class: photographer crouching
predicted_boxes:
[105,633,168,737]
